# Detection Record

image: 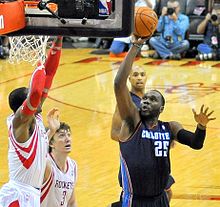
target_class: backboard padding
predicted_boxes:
[7,0,134,37]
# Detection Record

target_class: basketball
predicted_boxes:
[134,7,158,38]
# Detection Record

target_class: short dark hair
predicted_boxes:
[49,122,71,153]
[8,87,28,113]
[152,89,165,106]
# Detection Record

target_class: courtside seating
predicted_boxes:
[187,0,209,41]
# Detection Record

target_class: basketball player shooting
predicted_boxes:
[0,36,63,207]
[113,35,216,207]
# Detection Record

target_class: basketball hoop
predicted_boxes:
[8,35,50,66]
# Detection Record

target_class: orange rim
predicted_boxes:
[0,0,26,35]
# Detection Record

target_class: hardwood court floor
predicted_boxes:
[0,48,220,207]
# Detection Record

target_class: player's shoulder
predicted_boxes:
[67,157,77,169]
[168,121,182,128]
[7,114,14,127]
[67,157,78,181]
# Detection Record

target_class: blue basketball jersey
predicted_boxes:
[119,120,173,198]
[118,92,142,187]
[130,92,141,108]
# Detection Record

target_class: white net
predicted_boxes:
[8,35,50,66]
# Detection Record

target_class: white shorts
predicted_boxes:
[0,180,40,207]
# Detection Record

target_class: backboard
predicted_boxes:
[7,0,134,37]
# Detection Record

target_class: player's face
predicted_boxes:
[53,129,72,153]
[140,90,164,117]
[129,66,147,90]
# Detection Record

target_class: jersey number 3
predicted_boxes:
[61,190,67,206]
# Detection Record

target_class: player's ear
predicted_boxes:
[49,137,55,148]
[49,142,54,148]
[160,105,164,113]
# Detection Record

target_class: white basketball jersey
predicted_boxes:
[7,113,48,189]
[41,155,77,207]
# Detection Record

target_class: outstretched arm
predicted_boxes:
[114,36,146,140]
[197,13,211,34]
[47,108,60,141]
[13,64,46,143]
[170,105,216,149]
[40,36,63,106]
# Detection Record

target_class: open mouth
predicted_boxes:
[65,144,71,149]
[142,103,152,111]
[137,82,143,86]
[142,106,149,111]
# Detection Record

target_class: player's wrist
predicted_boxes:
[42,88,49,98]
[52,38,63,49]
[132,43,143,49]
[197,123,206,130]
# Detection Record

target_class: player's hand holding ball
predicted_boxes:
[133,7,158,39]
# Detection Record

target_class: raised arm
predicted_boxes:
[111,106,122,141]
[114,36,146,140]
[169,105,216,149]
[40,36,63,106]
[46,108,60,141]
[197,13,211,34]
[157,7,167,33]
[13,64,46,143]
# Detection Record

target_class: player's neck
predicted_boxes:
[144,118,158,129]
[51,152,68,172]
[131,88,144,98]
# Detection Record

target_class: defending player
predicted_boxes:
[41,114,77,207]
[0,36,63,207]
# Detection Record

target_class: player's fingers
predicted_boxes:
[55,111,60,120]
[47,108,55,116]
[53,108,59,115]
[192,108,196,115]
[200,104,204,114]
[47,108,59,117]
[204,107,209,114]
[208,117,216,121]
[131,35,138,42]
[207,110,214,117]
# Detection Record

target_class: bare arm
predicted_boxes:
[197,13,211,34]
[67,190,77,207]
[169,105,215,149]
[47,108,60,141]
[13,65,46,143]
[12,111,34,143]
[43,158,52,184]
[114,36,146,141]
[111,106,122,141]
